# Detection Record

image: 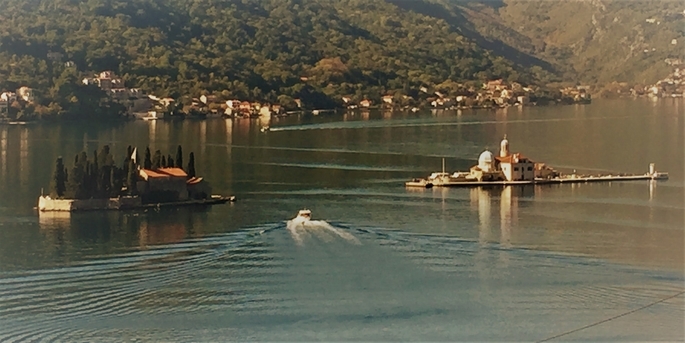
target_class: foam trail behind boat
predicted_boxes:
[286,218,360,246]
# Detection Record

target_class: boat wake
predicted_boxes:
[286,217,360,246]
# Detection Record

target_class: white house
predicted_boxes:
[0,92,17,102]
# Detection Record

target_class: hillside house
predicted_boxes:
[159,98,175,107]
[17,87,34,103]
[83,71,124,91]
[259,106,271,117]
[238,101,251,115]
[200,95,218,104]
[226,100,241,109]
[0,92,17,103]
[485,79,505,91]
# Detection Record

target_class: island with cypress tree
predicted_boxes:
[38,145,234,212]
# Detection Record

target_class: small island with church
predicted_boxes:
[38,145,234,212]
[406,136,669,188]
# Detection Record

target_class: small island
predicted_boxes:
[38,145,234,212]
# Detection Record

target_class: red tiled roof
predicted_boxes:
[140,168,188,179]
[496,153,533,164]
[158,167,188,177]
[186,177,204,185]
[140,169,168,178]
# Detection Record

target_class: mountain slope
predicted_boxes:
[0,0,535,111]
[422,0,685,86]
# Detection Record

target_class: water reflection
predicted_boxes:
[30,208,212,269]
[146,120,156,150]
[0,127,7,179]
[199,120,207,155]
[258,116,270,130]
[499,186,515,248]
[470,186,537,248]
[19,128,28,188]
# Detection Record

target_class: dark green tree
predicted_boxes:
[66,151,88,199]
[187,152,196,178]
[109,166,118,197]
[144,147,152,169]
[126,159,138,195]
[167,155,174,168]
[98,145,113,197]
[152,150,162,169]
[51,156,67,197]
[175,145,183,169]
[92,149,100,195]
[161,155,167,168]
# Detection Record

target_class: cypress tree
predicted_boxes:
[67,151,88,199]
[161,155,167,168]
[65,153,79,199]
[99,145,112,167]
[144,147,152,169]
[109,167,117,197]
[175,145,183,169]
[122,154,129,182]
[187,152,196,178]
[92,150,100,195]
[168,155,174,168]
[51,157,66,197]
[152,150,162,169]
[80,151,89,199]
[97,148,111,198]
[126,159,137,195]
[83,161,94,198]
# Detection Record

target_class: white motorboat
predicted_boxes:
[295,209,311,220]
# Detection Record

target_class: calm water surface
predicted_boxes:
[0,99,683,341]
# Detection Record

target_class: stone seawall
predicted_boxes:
[38,196,142,212]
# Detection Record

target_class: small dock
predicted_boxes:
[141,195,236,209]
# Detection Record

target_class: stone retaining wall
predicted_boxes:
[38,196,142,212]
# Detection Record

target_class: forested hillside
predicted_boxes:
[417,0,685,87]
[0,0,538,117]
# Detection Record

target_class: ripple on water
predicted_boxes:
[0,223,682,342]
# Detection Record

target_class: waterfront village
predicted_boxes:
[2,63,684,122]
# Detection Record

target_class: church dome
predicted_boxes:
[478,150,494,172]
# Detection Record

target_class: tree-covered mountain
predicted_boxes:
[3,0,679,119]
[412,0,685,88]
[0,0,540,117]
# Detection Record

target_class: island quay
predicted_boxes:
[406,137,668,188]
[38,145,235,212]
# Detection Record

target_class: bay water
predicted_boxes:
[0,99,683,341]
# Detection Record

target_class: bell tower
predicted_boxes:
[500,135,510,157]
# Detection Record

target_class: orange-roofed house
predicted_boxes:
[138,168,189,202]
